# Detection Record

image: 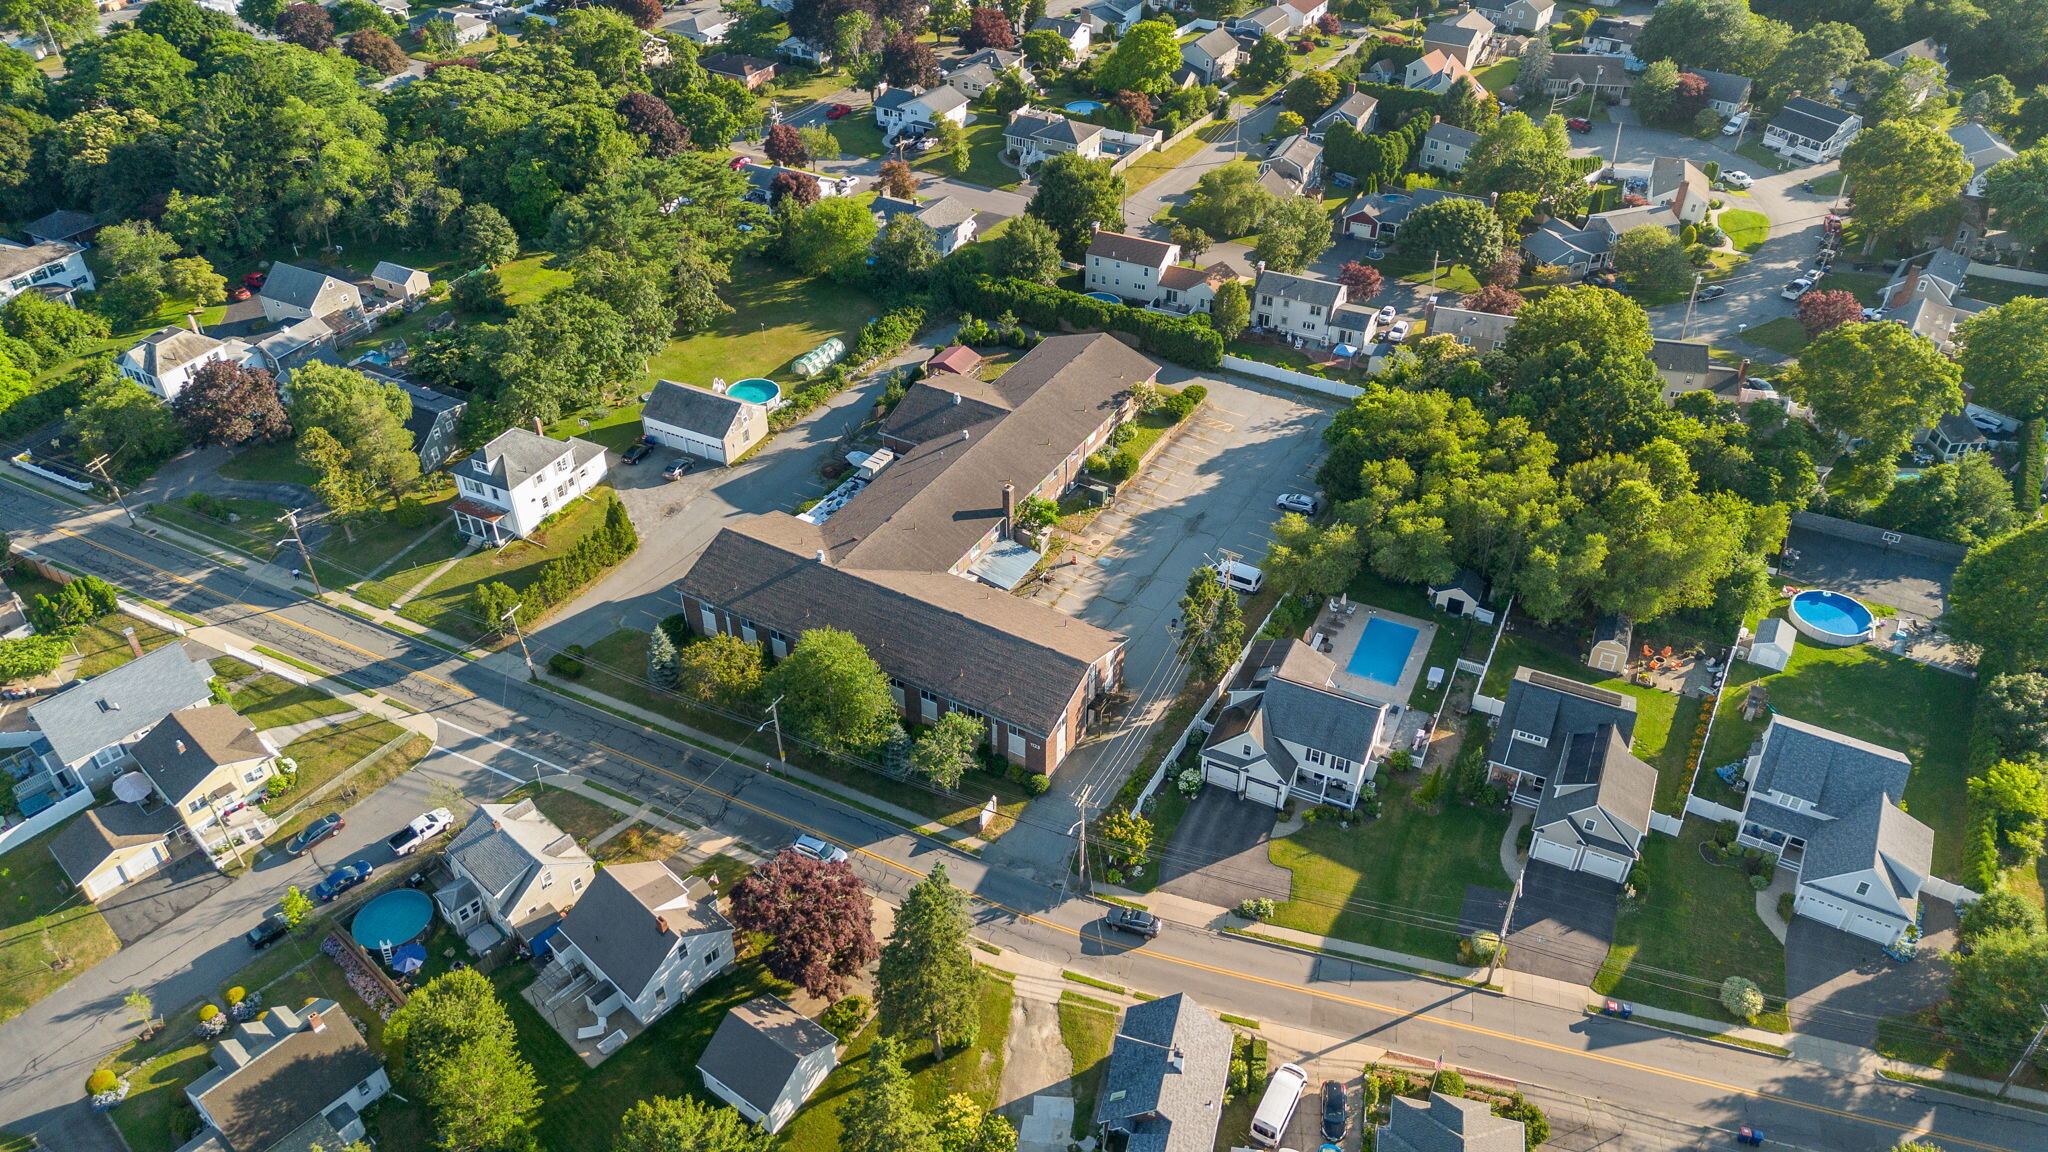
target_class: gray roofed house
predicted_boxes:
[1262,133,1323,189]
[1529,722,1657,871]
[1520,219,1614,273]
[1202,638,1391,808]
[439,798,595,941]
[549,860,734,1029]
[697,996,840,1132]
[1233,5,1292,38]
[1542,53,1634,98]
[1183,26,1242,83]
[1746,715,1910,823]
[1422,10,1494,67]
[24,209,99,245]
[641,379,768,465]
[256,263,364,331]
[1254,269,1345,312]
[1339,187,1485,242]
[1314,91,1379,136]
[450,427,609,544]
[1950,122,2017,196]
[1692,69,1753,115]
[1926,411,1990,462]
[1378,1092,1527,1152]
[1005,107,1108,164]
[49,802,180,890]
[1093,994,1234,1152]
[394,380,467,472]
[29,642,213,788]
[1765,97,1862,162]
[944,60,1004,96]
[184,999,390,1152]
[1426,304,1515,352]
[0,237,93,304]
[1419,120,1481,173]
[1487,666,1638,798]
[1647,337,1736,401]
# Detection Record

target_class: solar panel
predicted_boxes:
[1525,669,1628,708]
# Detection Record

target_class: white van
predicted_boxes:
[1248,1062,1309,1147]
[1217,560,1264,595]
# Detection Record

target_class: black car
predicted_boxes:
[664,457,696,480]
[246,912,291,950]
[1697,284,1728,301]
[1321,1080,1348,1142]
[1104,906,1161,939]
[286,813,345,856]
[622,442,653,464]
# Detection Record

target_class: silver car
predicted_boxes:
[1275,492,1319,515]
[790,833,849,864]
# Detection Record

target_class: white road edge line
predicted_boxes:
[435,719,570,774]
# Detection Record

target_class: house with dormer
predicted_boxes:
[1486,668,1648,873]
[436,798,596,945]
[118,318,256,403]
[1201,638,1391,809]
[181,999,390,1152]
[1765,98,1862,163]
[874,85,970,143]
[256,262,365,335]
[27,642,214,795]
[1736,715,1934,945]
[542,860,734,1030]
[450,426,608,546]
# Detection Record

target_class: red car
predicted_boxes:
[729,155,753,170]
[1566,117,1593,134]
[825,103,853,120]
[242,271,266,289]
[229,286,251,302]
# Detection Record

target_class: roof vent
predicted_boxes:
[816,549,828,564]
[951,390,961,405]
[1167,1047,1185,1072]
[96,700,119,712]
[175,740,187,755]
[960,429,971,442]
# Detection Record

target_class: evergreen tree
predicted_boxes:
[1178,566,1244,682]
[840,1036,937,1152]
[647,623,679,687]
[878,862,978,1059]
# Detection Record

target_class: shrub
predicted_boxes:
[1085,450,1112,473]
[226,986,246,1005]
[1176,764,1204,797]
[1415,766,1446,805]
[1025,773,1050,795]
[1748,873,1771,890]
[1431,1068,1466,1097]
[87,1069,118,1095]
[820,994,871,1040]
[197,1004,219,1022]
[1380,748,1413,774]
[1107,449,1140,480]
[547,653,584,678]
[952,276,1223,368]
[1458,930,1501,967]
[1719,974,1764,1022]
[1235,897,1276,921]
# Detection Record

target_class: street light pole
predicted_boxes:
[278,509,323,596]
[500,603,536,681]
[757,694,786,764]
[85,455,138,528]
[1485,865,1523,987]
[1681,272,1704,340]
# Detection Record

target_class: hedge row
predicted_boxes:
[956,277,1223,370]
[472,496,638,632]
[769,305,927,432]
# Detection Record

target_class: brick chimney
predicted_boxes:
[531,417,545,437]
[185,311,203,336]
[655,916,669,935]
[1737,358,1750,383]
[308,1011,326,1034]
[1002,482,1016,538]
[175,739,187,755]
[124,626,143,659]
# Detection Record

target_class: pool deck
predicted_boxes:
[1306,601,1436,708]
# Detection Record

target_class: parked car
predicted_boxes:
[1373,305,1396,325]
[1275,492,1319,515]
[1804,266,1828,282]
[826,103,853,119]
[1861,306,1890,321]
[622,442,653,464]
[1216,560,1264,594]
[790,832,849,864]
[1581,269,1617,287]
[1385,319,1411,343]
[286,813,345,856]
[1565,117,1592,134]
[910,137,938,153]
[242,271,267,289]
[1321,1080,1349,1142]
[1721,170,1755,189]
[1781,277,1813,300]
[313,860,374,902]
[386,808,453,857]
[229,286,251,302]
[1104,906,1161,939]
[1721,111,1749,136]
[1697,284,1728,301]
[729,155,753,170]
[664,457,697,480]
[245,912,291,950]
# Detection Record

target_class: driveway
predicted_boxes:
[1785,899,1957,1046]
[1153,786,1286,908]
[1500,862,1620,986]
[1780,525,1957,619]
[97,846,232,948]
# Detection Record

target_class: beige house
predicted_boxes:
[641,379,771,465]
[435,798,595,945]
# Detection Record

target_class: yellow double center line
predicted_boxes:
[593,737,2013,1152]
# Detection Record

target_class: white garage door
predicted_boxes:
[1795,891,1851,928]
[120,842,169,884]
[1530,836,1578,869]
[643,422,726,463]
[1845,912,1900,944]
[1243,778,1284,809]
[1204,762,1242,793]
[1579,850,1630,882]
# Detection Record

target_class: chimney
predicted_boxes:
[531,417,545,437]
[655,916,669,935]
[124,626,143,659]
[1423,295,1438,326]
[185,311,202,336]
[175,739,187,755]
[960,429,971,442]
[1002,482,1016,537]
[307,1011,326,1034]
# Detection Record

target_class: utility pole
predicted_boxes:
[1681,272,1704,340]
[85,456,138,528]
[757,695,786,765]
[278,509,323,596]
[500,603,536,681]
[1999,1005,2048,1098]
[1485,866,1523,987]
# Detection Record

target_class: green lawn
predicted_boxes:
[394,491,620,637]
[219,441,318,488]
[1480,634,1693,814]
[314,486,460,590]
[147,496,292,560]
[229,673,353,731]
[500,782,625,846]
[1058,991,1119,1140]
[1740,316,1809,356]
[1,573,179,678]
[0,822,121,1025]
[107,1040,212,1152]
[265,713,414,818]
[1373,245,1482,295]
[1267,771,1512,963]
[1594,822,1789,1029]
[1719,208,1771,252]
[1809,171,1847,197]
[1732,140,1794,173]
[1698,603,1977,879]
[1120,122,1229,197]
[498,253,574,308]
[1474,57,1520,91]
[1822,270,1890,306]
[913,119,1017,190]
[1962,276,2048,306]
[827,114,887,160]
[643,259,878,390]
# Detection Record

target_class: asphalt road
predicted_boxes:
[3,479,2047,1152]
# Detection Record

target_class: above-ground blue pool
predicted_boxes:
[1083,291,1122,304]
[728,378,780,405]
[1065,100,1104,114]
[1346,616,1420,686]
[1787,589,1874,647]
[352,888,432,952]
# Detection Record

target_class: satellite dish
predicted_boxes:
[113,772,153,804]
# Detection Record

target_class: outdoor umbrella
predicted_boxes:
[391,943,428,974]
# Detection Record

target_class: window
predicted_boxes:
[1303,748,1326,765]
[1855,881,1870,896]
[244,768,267,784]
[1260,295,1274,306]
[1310,305,1322,317]
[189,798,207,814]
[572,876,584,892]
[705,946,722,966]
[1330,756,1351,772]
[1512,730,1549,747]
[540,871,554,890]
[539,493,551,510]
[1584,819,1596,832]
[358,1081,374,1097]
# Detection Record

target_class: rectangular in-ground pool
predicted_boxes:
[1345,616,1421,686]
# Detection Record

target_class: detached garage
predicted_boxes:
[641,379,770,465]
[51,803,178,902]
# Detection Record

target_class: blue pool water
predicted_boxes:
[352,889,432,951]
[1083,291,1122,304]
[1346,616,1420,686]
[1789,589,1873,640]
[728,378,780,405]
[1065,100,1105,114]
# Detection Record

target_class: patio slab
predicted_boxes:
[1307,602,1436,707]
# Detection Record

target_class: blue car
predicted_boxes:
[314,860,374,903]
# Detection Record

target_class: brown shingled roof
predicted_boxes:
[130,706,270,804]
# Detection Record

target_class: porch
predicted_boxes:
[1289,770,1359,810]
[519,957,644,1068]
[1738,824,1804,872]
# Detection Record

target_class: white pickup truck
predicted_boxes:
[386,808,454,857]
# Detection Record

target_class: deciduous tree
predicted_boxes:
[1761,22,1865,110]
[879,159,920,200]
[1840,120,1973,253]
[1395,195,1504,274]
[1095,17,1181,94]
[457,203,520,268]
[1285,70,1339,118]
[613,1096,770,1152]
[1336,261,1383,299]
[987,213,1064,283]
[911,711,984,788]
[729,851,880,998]
[1461,283,1522,314]
[963,6,1013,50]
[1183,162,1274,240]
[344,27,410,74]
[274,2,335,51]
[1263,515,1362,598]
[762,627,897,753]
[1252,194,1332,272]
[872,214,939,289]
[787,196,878,277]
[1946,926,2048,1073]
[1970,758,2048,866]
[1609,224,1693,296]
[764,122,809,168]
[1462,112,1577,203]
[1239,33,1287,89]
[287,362,420,498]
[675,633,765,707]
[1025,152,1125,259]
[877,863,978,1060]
[173,362,289,446]
[1178,565,1243,682]
[882,31,941,88]
[68,372,184,481]
[1788,321,1962,487]
[1957,298,2048,511]
[617,91,689,157]
[384,969,540,1152]
[1020,27,1070,70]
[1796,287,1862,337]
[1944,515,2048,669]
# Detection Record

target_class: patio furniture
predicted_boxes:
[576,1017,609,1040]
[596,1029,628,1055]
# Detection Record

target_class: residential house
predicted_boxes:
[945,60,1015,98]
[1425,304,1515,353]
[395,380,467,472]
[181,999,391,1152]
[1542,53,1634,101]
[672,9,731,44]
[1232,5,1292,40]
[924,345,983,376]
[873,195,979,254]
[1378,1092,1528,1152]
[0,238,93,305]
[1578,16,1643,64]
[874,85,970,142]
[1878,36,1945,70]
[697,996,839,1133]
[449,426,608,545]
[1082,0,1143,35]
[1405,49,1478,95]
[677,335,1146,775]
[23,209,99,247]
[640,379,770,465]
[1883,250,1988,353]
[1950,123,2017,198]
[1422,11,1494,68]
[1201,638,1392,806]
[1476,0,1553,34]
[248,316,336,376]
[1340,187,1485,244]
[1587,613,1631,674]
[419,6,490,43]
[26,643,213,797]
[1182,27,1241,84]
[953,47,1030,82]
[1648,338,1736,403]
[543,860,734,1031]
[702,53,779,89]
[1282,0,1327,30]
[1085,230,1180,304]
[1428,569,1490,619]
[117,318,254,403]
[1005,107,1107,165]
[435,797,596,945]
[1261,133,1323,191]
[1327,302,1382,350]
[1251,270,1347,346]
[1924,412,1990,462]
[1764,97,1862,163]
[1157,261,1249,316]
[1030,15,1091,56]
[1492,669,1653,881]
[1693,69,1753,117]
[1647,156,1712,223]
[368,260,429,302]
[1311,91,1378,138]
[1420,120,1480,173]
[50,804,180,904]
[256,262,365,335]
[1092,994,1234,1152]
[1736,715,1934,945]
[777,35,831,66]
[1522,203,1681,274]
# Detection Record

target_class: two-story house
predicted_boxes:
[1422,10,1494,68]
[1201,638,1391,809]
[1233,5,1293,39]
[1085,230,1179,304]
[1525,718,1656,882]
[117,317,256,403]
[1379,1092,1528,1152]
[182,999,391,1152]
[1424,304,1516,353]
[1029,15,1091,57]
[1737,715,1934,945]
[873,85,970,143]
[395,380,468,472]
[1005,107,1107,166]
[1312,91,1378,139]
[1475,0,1553,33]
[27,642,214,796]
[1486,665,1639,813]
[946,48,1033,99]
[1765,97,1862,163]
[1340,187,1485,245]
[435,798,596,945]
[1092,994,1233,1152]
[450,426,608,545]
[1647,156,1713,224]
[1578,16,1642,63]
[1252,269,1347,346]
[1261,133,1324,192]
[1950,122,2017,198]
[698,996,840,1133]
[1282,0,1327,30]
[1419,121,1481,174]
[23,209,99,247]
[640,379,771,465]
[0,238,94,305]
[542,861,734,1033]
[1405,49,1478,95]
[256,263,365,335]
[1182,27,1240,84]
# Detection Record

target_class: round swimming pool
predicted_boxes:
[728,378,780,405]
[1083,291,1122,304]
[1786,589,1874,647]
[1064,100,1105,114]
[352,889,432,952]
